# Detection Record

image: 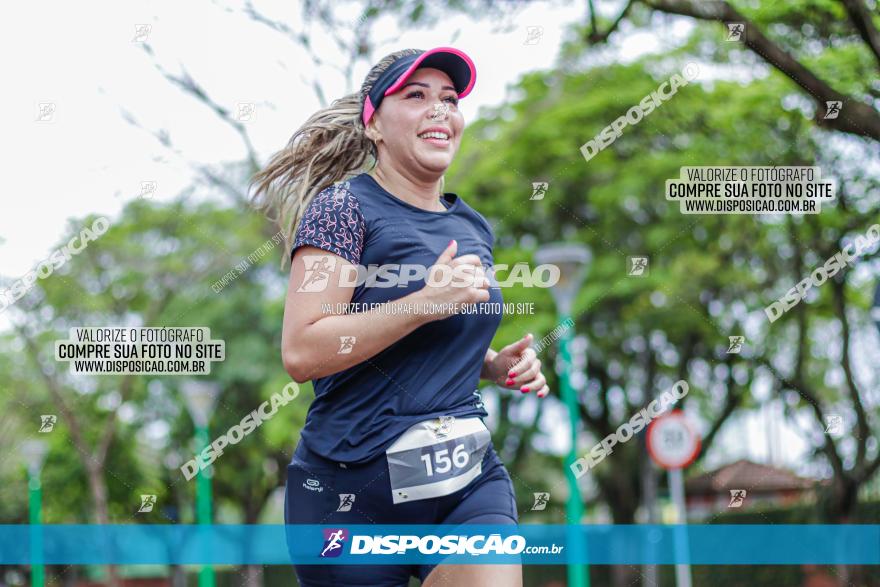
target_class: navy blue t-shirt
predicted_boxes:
[290,172,504,463]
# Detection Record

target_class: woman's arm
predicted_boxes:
[284,240,490,383]
[282,246,435,382]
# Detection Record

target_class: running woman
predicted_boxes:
[251,46,549,587]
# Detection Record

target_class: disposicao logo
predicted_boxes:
[320,528,348,558]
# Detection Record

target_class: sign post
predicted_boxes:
[646,410,701,587]
[535,243,591,587]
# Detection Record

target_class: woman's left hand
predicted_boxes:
[484,333,549,398]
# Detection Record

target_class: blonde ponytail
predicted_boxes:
[249,48,425,269]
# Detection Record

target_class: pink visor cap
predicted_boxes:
[362,47,477,126]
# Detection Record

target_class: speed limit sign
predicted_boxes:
[646,410,701,469]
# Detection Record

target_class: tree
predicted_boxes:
[447,43,878,584]
[1,196,310,585]
[585,0,880,140]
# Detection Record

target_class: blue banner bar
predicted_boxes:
[0,524,877,565]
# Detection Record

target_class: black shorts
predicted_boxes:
[284,437,518,586]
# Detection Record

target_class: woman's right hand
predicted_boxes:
[414,239,491,320]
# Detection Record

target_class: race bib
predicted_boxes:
[385,416,491,504]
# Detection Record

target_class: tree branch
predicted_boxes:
[138,44,261,175]
[586,0,636,44]
[695,354,742,465]
[838,0,880,68]
[12,322,93,463]
[828,277,870,471]
[584,355,615,436]
[640,0,880,141]
[757,354,848,481]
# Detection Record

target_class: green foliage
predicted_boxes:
[0,195,308,526]
[449,36,879,523]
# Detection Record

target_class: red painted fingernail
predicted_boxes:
[508,371,516,378]
[506,379,514,385]
[521,386,530,393]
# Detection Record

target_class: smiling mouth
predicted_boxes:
[417,131,451,142]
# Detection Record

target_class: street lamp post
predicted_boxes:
[163,450,187,587]
[181,380,220,587]
[21,439,48,587]
[534,243,591,587]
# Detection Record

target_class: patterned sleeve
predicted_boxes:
[291,184,365,265]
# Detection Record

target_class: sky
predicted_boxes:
[1,0,828,477]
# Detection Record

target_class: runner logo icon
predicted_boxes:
[320,528,348,558]
[337,494,355,512]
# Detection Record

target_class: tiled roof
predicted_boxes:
[686,459,816,494]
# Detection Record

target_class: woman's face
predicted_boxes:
[367,67,465,176]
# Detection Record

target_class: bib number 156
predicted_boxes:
[420,443,469,477]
